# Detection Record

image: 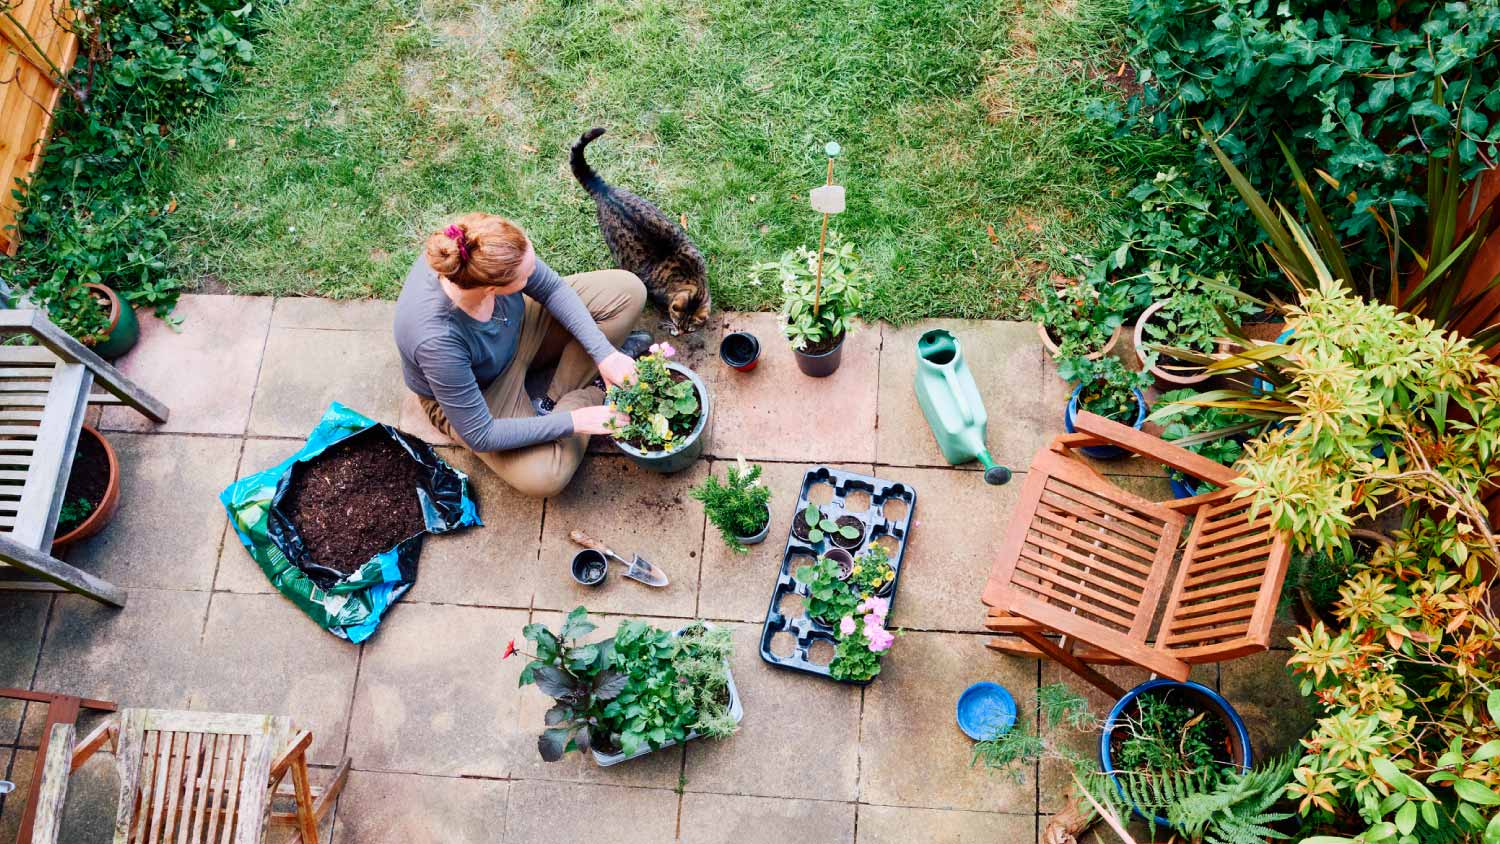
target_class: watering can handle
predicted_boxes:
[940,367,974,426]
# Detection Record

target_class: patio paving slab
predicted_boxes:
[508,611,688,790]
[346,602,528,779]
[405,446,542,609]
[272,297,396,332]
[534,456,707,618]
[100,294,273,435]
[196,592,359,766]
[63,433,241,592]
[859,631,1036,813]
[695,460,873,623]
[882,466,1023,632]
[0,747,33,843]
[27,588,210,743]
[0,593,49,744]
[683,622,861,801]
[212,437,301,595]
[677,792,854,843]
[504,781,678,844]
[708,312,879,464]
[1219,649,1316,761]
[858,803,1035,843]
[331,770,508,844]
[248,325,404,438]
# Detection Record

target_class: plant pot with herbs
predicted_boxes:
[52,425,120,550]
[1034,277,1127,362]
[510,608,741,765]
[606,344,709,474]
[753,231,866,378]
[1059,355,1152,460]
[1099,679,1251,827]
[1148,390,1260,498]
[690,457,772,552]
[1134,280,1254,388]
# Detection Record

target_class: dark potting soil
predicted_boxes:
[830,515,865,549]
[800,331,844,356]
[791,506,821,543]
[58,433,110,532]
[284,434,427,575]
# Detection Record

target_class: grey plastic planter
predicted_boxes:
[593,623,744,766]
[612,362,711,474]
[733,504,772,547]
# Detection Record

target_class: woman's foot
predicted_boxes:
[620,330,654,359]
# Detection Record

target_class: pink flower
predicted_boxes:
[867,628,895,653]
[661,342,677,359]
[649,343,662,354]
[859,596,890,618]
[839,616,856,636]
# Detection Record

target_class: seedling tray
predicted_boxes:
[759,467,917,683]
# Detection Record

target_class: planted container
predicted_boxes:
[593,623,744,766]
[52,425,120,551]
[792,332,845,378]
[1099,679,1251,828]
[84,283,139,361]
[612,362,711,474]
[1064,385,1147,461]
[1037,321,1122,362]
[734,503,772,547]
[1133,300,1214,388]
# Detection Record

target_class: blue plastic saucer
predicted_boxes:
[956,682,1016,740]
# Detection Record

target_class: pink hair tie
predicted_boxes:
[444,224,470,261]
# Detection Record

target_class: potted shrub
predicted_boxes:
[791,503,861,546]
[1148,390,1260,498]
[606,343,710,474]
[794,553,860,624]
[828,596,895,683]
[52,424,121,550]
[1134,275,1254,387]
[1058,355,1152,460]
[1034,277,1127,361]
[1283,528,1391,630]
[753,231,867,377]
[848,542,895,599]
[509,608,741,765]
[689,457,772,553]
[1099,679,1252,827]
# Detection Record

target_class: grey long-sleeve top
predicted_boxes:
[393,255,615,452]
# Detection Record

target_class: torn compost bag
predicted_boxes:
[220,402,481,642]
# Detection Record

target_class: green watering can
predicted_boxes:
[914,329,1012,486]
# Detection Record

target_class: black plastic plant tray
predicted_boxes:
[759,466,917,683]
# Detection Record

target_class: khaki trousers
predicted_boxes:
[421,269,646,498]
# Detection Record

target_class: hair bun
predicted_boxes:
[424,230,465,277]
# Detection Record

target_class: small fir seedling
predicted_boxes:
[802,503,859,544]
[689,458,772,553]
[794,555,860,623]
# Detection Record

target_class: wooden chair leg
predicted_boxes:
[1019,630,1126,698]
[289,754,320,844]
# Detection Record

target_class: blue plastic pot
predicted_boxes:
[956,682,1016,741]
[1167,474,1200,499]
[1065,385,1147,460]
[1099,679,1252,828]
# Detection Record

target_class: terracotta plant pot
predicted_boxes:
[1133,299,1214,387]
[52,425,121,551]
[84,283,140,360]
[1037,321,1122,362]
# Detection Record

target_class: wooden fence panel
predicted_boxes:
[0,0,77,255]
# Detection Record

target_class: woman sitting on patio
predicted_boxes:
[395,213,650,497]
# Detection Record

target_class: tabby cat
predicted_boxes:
[570,127,711,335]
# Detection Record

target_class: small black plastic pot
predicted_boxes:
[829,515,865,551]
[823,548,855,581]
[571,549,608,586]
[793,333,845,377]
[720,332,761,371]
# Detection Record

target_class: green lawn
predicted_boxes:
[158,0,1158,322]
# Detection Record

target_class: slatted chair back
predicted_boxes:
[112,710,292,844]
[0,345,91,548]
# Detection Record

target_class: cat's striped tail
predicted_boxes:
[570,127,607,195]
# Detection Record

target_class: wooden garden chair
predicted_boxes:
[980,410,1291,698]
[29,708,350,844]
[0,308,168,607]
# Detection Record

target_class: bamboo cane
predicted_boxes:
[813,156,835,318]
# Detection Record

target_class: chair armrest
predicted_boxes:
[1068,411,1239,487]
[269,731,313,781]
[71,719,117,770]
[0,310,168,423]
[33,723,77,844]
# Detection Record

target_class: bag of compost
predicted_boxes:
[220,402,480,642]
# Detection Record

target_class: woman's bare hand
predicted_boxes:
[571,405,629,436]
[597,351,638,387]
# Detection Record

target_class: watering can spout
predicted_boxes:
[913,330,1010,485]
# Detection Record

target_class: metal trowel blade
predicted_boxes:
[623,555,670,587]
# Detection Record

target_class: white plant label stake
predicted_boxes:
[809,141,845,317]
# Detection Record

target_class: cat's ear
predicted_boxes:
[666,288,692,327]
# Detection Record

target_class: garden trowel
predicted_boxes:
[568,529,670,587]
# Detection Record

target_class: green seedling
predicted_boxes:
[803,503,859,543]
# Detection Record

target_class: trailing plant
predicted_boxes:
[509,607,626,761]
[605,346,701,451]
[1034,275,1129,354]
[1286,519,1500,843]
[669,622,739,741]
[1059,354,1152,422]
[828,596,893,683]
[753,231,866,351]
[847,542,894,600]
[0,0,260,339]
[798,503,858,545]
[1149,389,1259,492]
[689,457,771,553]
[793,554,859,624]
